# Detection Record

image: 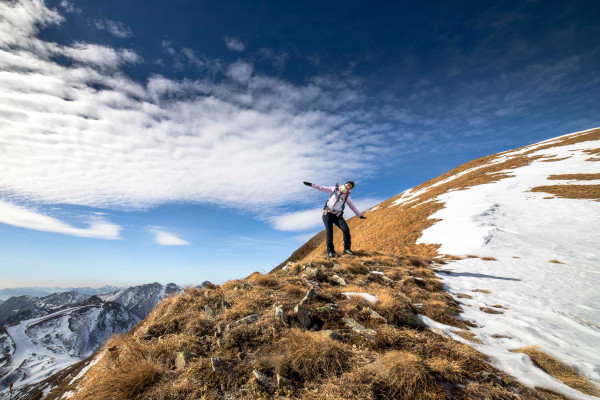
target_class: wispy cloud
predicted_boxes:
[224,36,245,52]
[270,198,384,232]
[0,0,391,214]
[94,19,133,38]
[147,227,190,245]
[0,200,121,239]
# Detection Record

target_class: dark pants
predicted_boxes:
[322,212,351,253]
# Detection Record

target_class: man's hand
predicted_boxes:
[359,216,366,219]
[303,181,312,186]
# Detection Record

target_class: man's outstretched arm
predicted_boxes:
[303,182,334,194]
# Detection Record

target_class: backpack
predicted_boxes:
[323,183,350,216]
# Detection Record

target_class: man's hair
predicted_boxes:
[345,181,355,188]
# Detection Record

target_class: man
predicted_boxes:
[303,181,366,257]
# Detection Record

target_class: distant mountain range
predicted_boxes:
[0,282,183,393]
[0,286,122,301]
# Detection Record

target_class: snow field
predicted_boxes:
[415,140,600,398]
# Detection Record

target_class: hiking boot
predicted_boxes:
[343,249,355,255]
[327,252,337,258]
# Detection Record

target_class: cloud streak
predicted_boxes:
[0,0,392,215]
[148,227,190,245]
[0,200,121,239]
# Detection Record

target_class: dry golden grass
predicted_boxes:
[511,346,600,396]
[548,173,600,180]
[473,289,491,294]
[480,307,504,314]
[273,329,354,381]
[549,259,564,264]
[457,293,473,299]
[481,256,498,261]
[454,330,483,344]
[541,156,571,162]
[531,184,600,200]
[64,252,586,400]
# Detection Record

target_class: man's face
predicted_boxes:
[344,183,353,190]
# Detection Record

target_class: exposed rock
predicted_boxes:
[316,303,338,314]
[330,274,347,286]
[211,356,226,372]
[253,369,274,389]
[317,329,343,341]
[332,263,341,271]
[343,317,376,335]
[233,314,259,326]
[274,306,289,324]
[175,351,199,369]
[304,267,326,280]
[294,304,314,329]
[366,307,386,321]
[299,288,316,305]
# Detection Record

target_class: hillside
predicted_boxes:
[23,128,600,400]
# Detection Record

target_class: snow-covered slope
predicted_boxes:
[0,302,139,393]
[412,130,600,397]
[100,282,182,319]
[0,283,182,396]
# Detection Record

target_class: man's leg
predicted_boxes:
[332,216,352,251]
[322,212,335,254]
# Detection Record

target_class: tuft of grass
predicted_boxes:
[480,256,498,261]
[480,307,503,314]
[472,289,491,294]
[456,293,473,299]
[511,346,600,396]
[454,330,483,344]
[549,259,564,264]
[272,329,354,381]
[248,273,280,288]
[466,254,479,258]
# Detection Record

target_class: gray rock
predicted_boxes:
[330,274,347,286]
[274,306,289,324]
[343,317,376,336]
[305,267,326,280]
[234,314,259,326]
[253,369,274,389]
[299,288,316,305]
[175,351,199,369]
[366,307,386,321]
[294,304,314,329]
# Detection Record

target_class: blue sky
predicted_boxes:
[0,0,598,288]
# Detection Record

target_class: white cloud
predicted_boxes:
[0,0,394,216]
[226,60,253,83]
[0,200,121,239]
[224,36,245,52]
[270,197,384,231]
[93,19,133,38]
[148,227,190,245]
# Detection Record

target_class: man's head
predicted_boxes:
[345,181,355,190]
